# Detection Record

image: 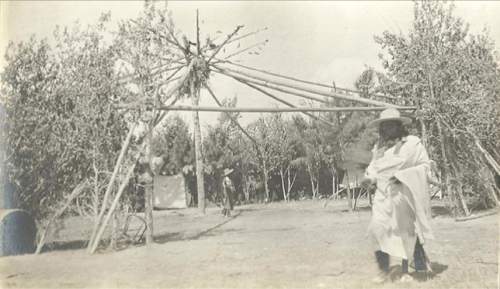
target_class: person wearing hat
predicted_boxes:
[361,108,434,283]
[221,168,235,217]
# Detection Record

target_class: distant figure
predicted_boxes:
[361,108,434,283]
[221,168,235,217]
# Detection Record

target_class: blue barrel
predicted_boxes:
[0,209,36,256]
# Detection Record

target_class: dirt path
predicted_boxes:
[0,200,498,289]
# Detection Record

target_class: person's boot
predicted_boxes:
[372,251,390,283]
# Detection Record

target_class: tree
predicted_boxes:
[374,1,500,214]
[1,14,128,234]
[151,115,193,175]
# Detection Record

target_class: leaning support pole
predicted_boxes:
[89,71,190,254]
[36,182,87,254]
[89,150,142,254]
[87,126,135,252]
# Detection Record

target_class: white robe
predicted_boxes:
[365,135,434,260]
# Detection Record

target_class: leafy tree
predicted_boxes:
[151,115,193,175]
[374,1,500,213]
[1,15,127,223]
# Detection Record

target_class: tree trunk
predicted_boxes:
[346,172,352,211]
[286,167,296,201]
[191,82,205,214]
[436,120,466,216]
[261,154,270,202]
[110,211,118,250]
[242,167,249,203]
[144,126,154,245]
[279,168,287,201]
[308,165,316,198]
[420,119,428,148]
[92,158,100,223]
[331,168,336,199]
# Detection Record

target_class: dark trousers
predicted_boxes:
[375,238,428,273]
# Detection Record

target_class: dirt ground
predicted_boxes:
[0,200,498,289]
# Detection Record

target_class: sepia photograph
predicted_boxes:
[0,1,498,288]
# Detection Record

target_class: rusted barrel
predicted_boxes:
[0,209,36,256]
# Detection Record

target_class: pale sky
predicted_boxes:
[1,1,499,129]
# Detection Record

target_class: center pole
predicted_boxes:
[145,123,154,244]
[191,80,205,214]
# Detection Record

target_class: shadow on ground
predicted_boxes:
[42,210,244,253]
[387,262,448,282]
[42,239,89,253]
[155,210,243,244]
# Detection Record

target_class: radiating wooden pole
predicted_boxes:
[215,65,399,108]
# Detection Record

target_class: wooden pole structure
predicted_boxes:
[89,71,189,254]
[214,65,399,108]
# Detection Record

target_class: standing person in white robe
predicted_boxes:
[361,108,434,283]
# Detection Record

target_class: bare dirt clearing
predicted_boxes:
[0,200,498,289]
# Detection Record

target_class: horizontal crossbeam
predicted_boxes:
[117,104,417,113]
